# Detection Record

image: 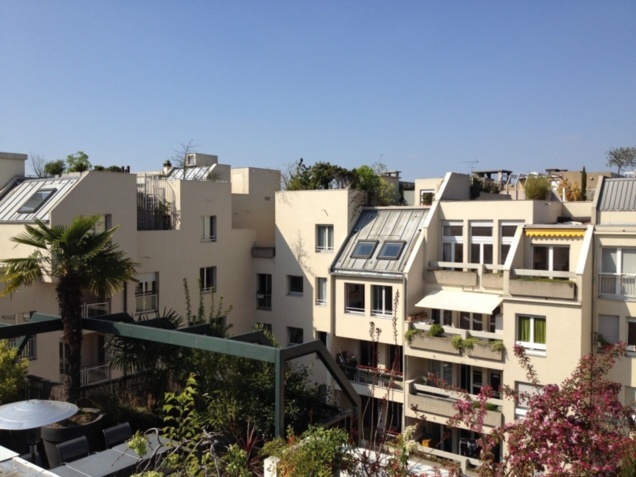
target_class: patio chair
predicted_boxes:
[55,435,90,463]
[102,422,133,448]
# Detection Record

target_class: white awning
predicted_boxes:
[416,290,502,315]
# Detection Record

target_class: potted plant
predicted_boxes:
[41,406,105,468]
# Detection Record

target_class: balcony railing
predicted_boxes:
[339,364,404,390]
[136,293,158,315]
[79,363,111,386]
[598,273,636,298]
[83,302,110,318]
[345,305,365,314]
[409,381,503,428]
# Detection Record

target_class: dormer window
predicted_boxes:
[186,154,196,166]
[378,241,405,260]
[17,188,57,214]
[351,241,378,259]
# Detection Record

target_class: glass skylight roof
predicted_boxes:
[351,240,378,259]
[17,189,57,214]
[378,241,406,260]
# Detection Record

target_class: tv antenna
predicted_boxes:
[463,159,479,173]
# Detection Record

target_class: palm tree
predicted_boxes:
[1,216,137,404]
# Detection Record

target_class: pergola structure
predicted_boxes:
[0,313,361,441]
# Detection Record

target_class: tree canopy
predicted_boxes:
[284,159,398,206]
[606,146,636,175]
[1,216,137,403]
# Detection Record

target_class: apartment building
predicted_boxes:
[2,148,635,471]
[0,152,280,387]
[266,171,636,472]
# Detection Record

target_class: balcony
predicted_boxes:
[598,273,636,299]
[427,262,505,290]
[409,382,503,428]
[135,293,158,316]
[510,270,576,300]
[338,363,404,391]
[408,332,461,355]
[79,363,111,386]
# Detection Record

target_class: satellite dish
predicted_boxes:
[0,399,78,430]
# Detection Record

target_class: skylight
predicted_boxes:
[378,241,405,260]
[17,189,57,214]
[351,241,378,259]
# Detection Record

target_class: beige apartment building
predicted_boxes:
[268,172,635,471]
[0,152,280,386]
[2,150,635,472]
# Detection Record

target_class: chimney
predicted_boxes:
[163,160,172,175]
[0,152,27,188]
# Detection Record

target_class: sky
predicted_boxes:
[1,1,635,181]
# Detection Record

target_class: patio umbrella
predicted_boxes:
[0,399,78,463]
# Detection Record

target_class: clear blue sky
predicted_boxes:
[1,1,634,180]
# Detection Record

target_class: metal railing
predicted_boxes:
[135,293,158,314]
[80,363,111,386]
[598,273,636,298]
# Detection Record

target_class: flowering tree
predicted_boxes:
[447,343,636,476]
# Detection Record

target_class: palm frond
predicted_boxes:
[0,255,45,295]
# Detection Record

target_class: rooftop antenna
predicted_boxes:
[463,159,479,174]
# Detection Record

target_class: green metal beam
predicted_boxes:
[0,312,360,441]
[82,317,279,363]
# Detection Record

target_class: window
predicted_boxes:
[442,222,463,263]
[316,225,334,252]
[600,247,636,297]
[94,215,112,234]
[431,309,453,327]
[318,331,327,347]
[500,223,519,265]
[316,277,327,305]
[352,241,378,259]
[625,386,636,404]
[135,273,158,315]
[360,340,378,367]
[186,154,196,166]
[378,242,405,260]
[256,322,272,334]
[430,360,453,386]
[201,216,217,241]
[288,275,303,295]
[345,283,365,313]
[287,326,303,345]
[200,266,216,293]
[516,382,542,417]
[420,190,434,206]
[372,285,393,316]
[460,312,483,332]
[470,223,493,265]
[8,336,36,360]
[598,315,619,344]
[17,188,57,214]
[533,245,569,272]
[517,315,546,353]
[628,318,636,352]
[257,274,272,310]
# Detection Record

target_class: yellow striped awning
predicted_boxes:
[525,228,585,237]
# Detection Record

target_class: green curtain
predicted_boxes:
[518,316,531,342]
[534,318,546,344]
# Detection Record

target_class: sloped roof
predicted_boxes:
[598,178,636,212]
[332,207,429,275]
[0,176,80,222]
[164,166,216,181]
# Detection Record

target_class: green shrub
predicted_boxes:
[524,176,551,200]
[404,328,422,343]
[427,324,445,337]
[451,335,464,350]
[490,340,505,352]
